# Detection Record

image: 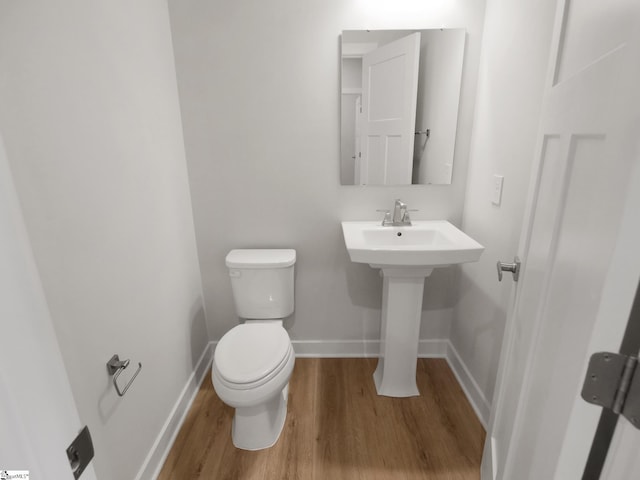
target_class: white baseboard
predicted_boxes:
[292,339,380,357]
[291,339,448,358]
[418,339,449,358]
[139,338,489,477]
[134,342,214,480]
[446,340,491,428]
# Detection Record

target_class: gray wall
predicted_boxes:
[168,0,487,343]
[451,0,558,404]
[414,29,466,185]
[0,2,206,479]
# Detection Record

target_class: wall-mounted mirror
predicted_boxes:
[340,29,465,185]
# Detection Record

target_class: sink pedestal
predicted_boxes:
[341,220,485,398]
[373,266,433,397]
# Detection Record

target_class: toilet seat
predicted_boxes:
[214,323,292,390]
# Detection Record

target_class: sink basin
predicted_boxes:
[341,220,484,398]
[341,220,484,268]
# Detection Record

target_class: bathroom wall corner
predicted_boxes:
[445,341,491,428]
[135,342,216,480]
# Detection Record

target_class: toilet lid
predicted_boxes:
[214,323,291,385]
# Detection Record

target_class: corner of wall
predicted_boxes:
[135,342,215,480]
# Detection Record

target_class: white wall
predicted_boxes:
[0,2,206,479]
[340,57,361,184]
[0,134,98,480]
[414,29,466,185]
[450,0,558,404]
[168,0,486,345]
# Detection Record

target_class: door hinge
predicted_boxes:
[582,352,640,429]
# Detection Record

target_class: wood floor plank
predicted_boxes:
[157,358,485,479]
[264,358,317,480]
[157,374,229,480]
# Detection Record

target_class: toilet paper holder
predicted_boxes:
[107,354,142,397]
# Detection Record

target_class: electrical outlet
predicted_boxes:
[492,175,504,205]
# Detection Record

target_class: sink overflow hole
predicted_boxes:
[397,232,402,237]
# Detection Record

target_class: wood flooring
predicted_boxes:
[157,358,485,479]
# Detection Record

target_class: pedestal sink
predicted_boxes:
[341,220,484,397]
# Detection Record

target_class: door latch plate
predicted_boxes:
[66,425,94,479]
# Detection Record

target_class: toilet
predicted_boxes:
[211,249,296,450]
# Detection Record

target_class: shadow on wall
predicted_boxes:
[421,266,457,312]
[190,299,209,370]
[96,299,210,423]
[345,261,383,310]
[283,314,295,331]
[344,254,457,313]
[456,269,508,398]
[98,371,118,423]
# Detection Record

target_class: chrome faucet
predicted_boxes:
[393,199,408,225]
[378,199,413,226]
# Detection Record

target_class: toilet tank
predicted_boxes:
[225,249,296,319]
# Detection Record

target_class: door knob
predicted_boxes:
[497,256,521,282]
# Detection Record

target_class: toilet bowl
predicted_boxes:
[212,322,295,450]
[211,249,296,450]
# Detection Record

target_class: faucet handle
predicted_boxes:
[401,209,418,224]
[376,209,392,226]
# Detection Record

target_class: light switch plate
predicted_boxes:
[492,175,504,205]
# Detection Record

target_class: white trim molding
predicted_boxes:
[291,339,449,358]
[445,341,491,428]
[134,342,215,480]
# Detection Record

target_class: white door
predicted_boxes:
[484,0,640,479]
[359,32,420,185]
[0,137,97,479]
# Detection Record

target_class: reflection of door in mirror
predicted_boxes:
[341,30,466,186]
[360,32,420,185]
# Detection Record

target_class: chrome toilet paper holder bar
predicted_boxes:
[107,354,142,397]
